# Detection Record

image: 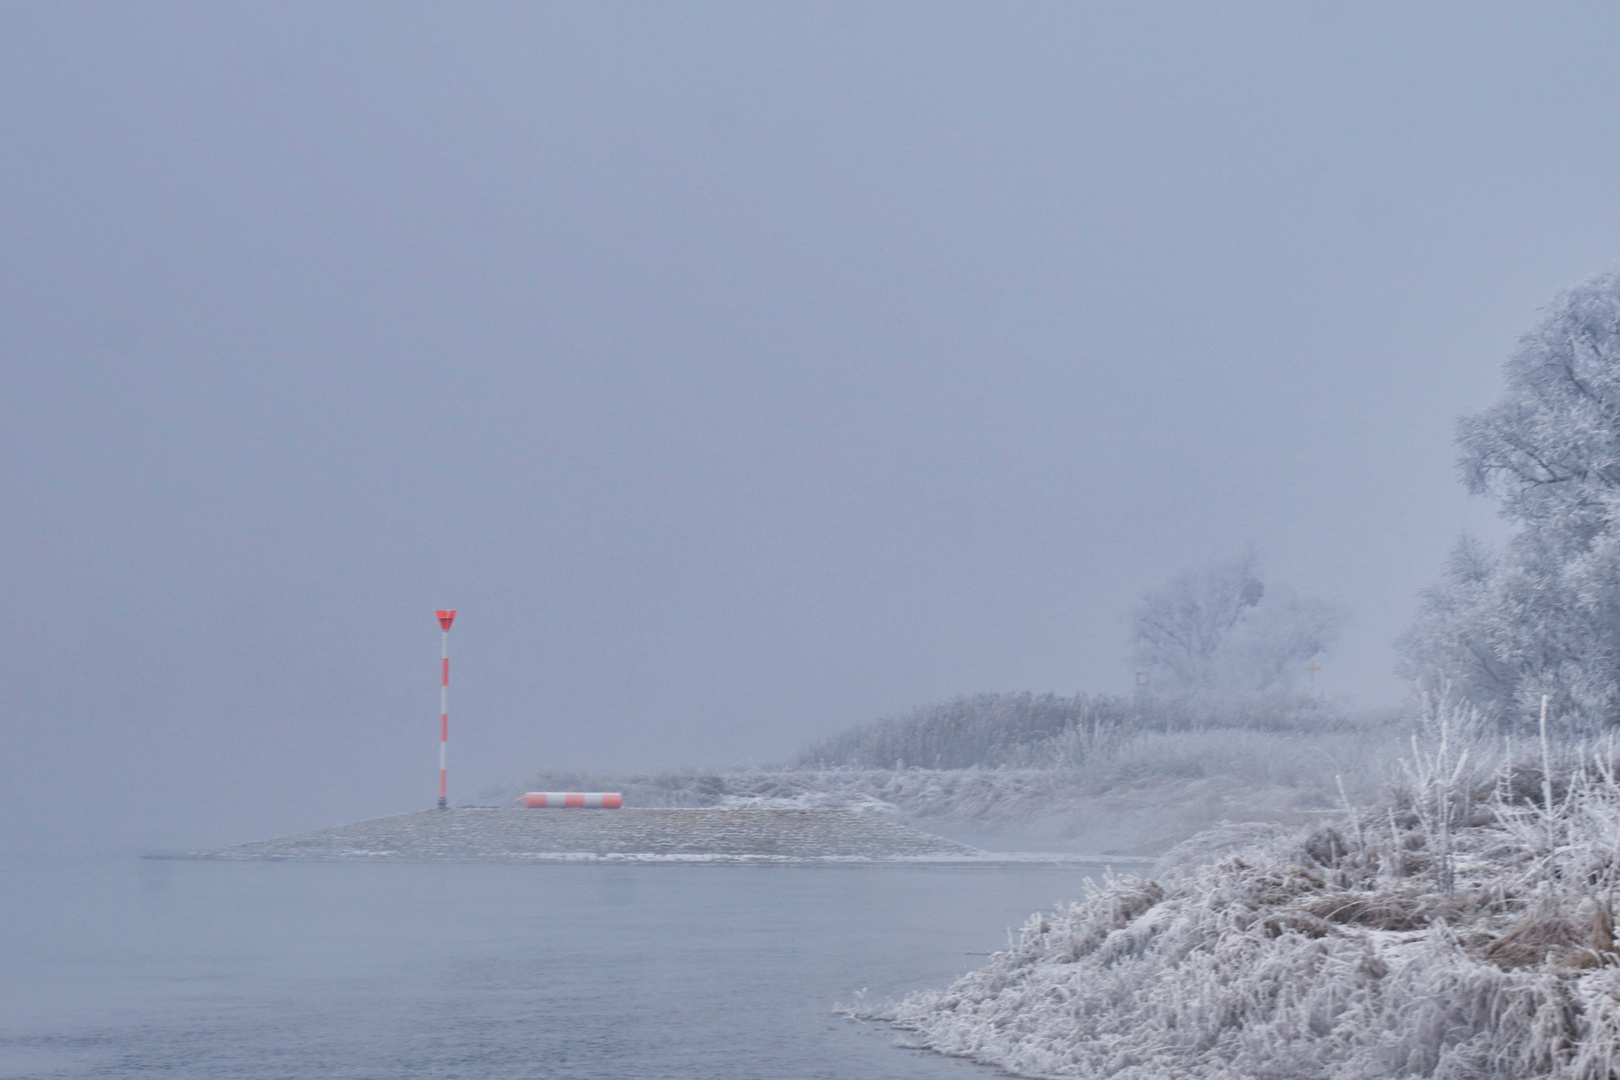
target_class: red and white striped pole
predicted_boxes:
[435,609,457,809]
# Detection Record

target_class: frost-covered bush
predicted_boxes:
[860,712,1620,1079]
[874,859,1590,1079]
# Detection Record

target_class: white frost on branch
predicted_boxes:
[1403,268,1620,730]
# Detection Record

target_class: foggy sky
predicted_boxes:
[4,2,1616,852]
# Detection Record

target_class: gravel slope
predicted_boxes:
[170,807,983,861]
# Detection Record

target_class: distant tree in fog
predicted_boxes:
[1130,549,1343,695]
[1400,268,1620,729]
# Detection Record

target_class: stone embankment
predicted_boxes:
[176,807,982,862]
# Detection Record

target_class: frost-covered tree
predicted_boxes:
[1400,267,1620,729]
[1130,549,1343,695]
[1395,534,1513,711]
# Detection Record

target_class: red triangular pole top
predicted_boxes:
[436,610,457,631]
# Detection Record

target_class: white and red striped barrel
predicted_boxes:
[518,792,623,809]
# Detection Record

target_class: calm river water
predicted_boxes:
[0,857,1107,1079]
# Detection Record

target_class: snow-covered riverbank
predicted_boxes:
[479,722,1405,855]
[857,735,1620,1079]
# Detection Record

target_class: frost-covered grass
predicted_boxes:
[794,691,1362,770]
[856,705,1620,1079]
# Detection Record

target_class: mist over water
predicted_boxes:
[1,857,1100,1079]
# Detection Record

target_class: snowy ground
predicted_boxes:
[166,807,983,862]
[476,725,1400,856]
